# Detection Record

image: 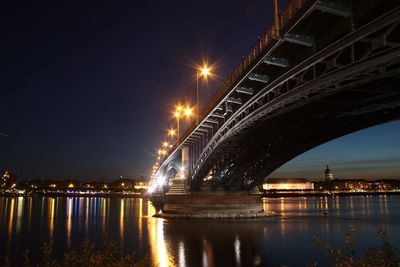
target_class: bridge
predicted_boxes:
[150,0,400,218]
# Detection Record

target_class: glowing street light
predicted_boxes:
[173,104,193,144]
[184,107,193,117]
[196,64,212,125]
[168,128,176,137]
[201,67,210,76]
[156,174,166,187]
[162,141,169,148]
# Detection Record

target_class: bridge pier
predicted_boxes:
[156,192,269,219]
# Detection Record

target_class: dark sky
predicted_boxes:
[1,1,399,181]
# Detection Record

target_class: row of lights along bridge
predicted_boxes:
[151,64,213,179]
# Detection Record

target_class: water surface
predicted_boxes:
[0,195,399,266]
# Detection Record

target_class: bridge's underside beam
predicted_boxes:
[263,56,289,68]
[226,97,243,105]
[248,73,269,83]
[315,0,352,18]
[196,128,209,134]
[192,132,205,137]
[236,86,254,95]
[205,118,219,124]
[284,33,315,47]
[200,124,214,130]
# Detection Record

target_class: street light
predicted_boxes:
[173,104,193,144]
[168,128,176,136]
[196,65,212,125]
[167,128,177,145]
[162,141,169,149]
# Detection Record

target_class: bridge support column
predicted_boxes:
[157,192,270,219]
[182,146,189,178]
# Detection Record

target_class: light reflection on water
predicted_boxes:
[0,195,399,266]
[7,198,14,246]
[120,199,124,243]
[48,197,54,239]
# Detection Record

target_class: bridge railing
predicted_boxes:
[179,0,309,144]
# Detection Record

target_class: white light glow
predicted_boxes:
[156,175,166,187]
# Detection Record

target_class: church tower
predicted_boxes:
[324,164,333,181]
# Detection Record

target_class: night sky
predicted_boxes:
[1,1,399,181]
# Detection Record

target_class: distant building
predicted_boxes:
[263,178,314,190]
[110,177,149,191]
[370,180,400,191]
[314,179,370,191]
[1,171,18,188]
[1,171,9,187]
[110,178,134,190]
[27,179,41,189]
[133,177,149,191]
[325,164,334,181]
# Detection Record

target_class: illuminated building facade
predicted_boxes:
[263,178,314,190]
[133,180,149,191]
[109,177,150,191]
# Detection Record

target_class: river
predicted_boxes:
[0,195,399,266]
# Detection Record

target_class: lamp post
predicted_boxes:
[174,105,182,142]
[196,66,211,125]
[273,0,280,38]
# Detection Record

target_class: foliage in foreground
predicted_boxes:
[313,227,400,267]
[2,239,149,267]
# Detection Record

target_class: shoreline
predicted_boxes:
[262,190,400,198]
[0,191,149,198]
[0,190,399,198]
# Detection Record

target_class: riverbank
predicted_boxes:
[1,189,400,199]
[262,190,400,198]
[0,190,149,198]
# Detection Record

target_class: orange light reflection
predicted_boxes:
[67,198,73,247]
[138,198,143,242]
[16,197,24,236]
[147,201,173,267]
[120,199,124,242]
[49,198,55,239]
[8,198,15,243]
[102,198,107,233]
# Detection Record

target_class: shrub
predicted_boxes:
[314,227,400,267]
[2,240,149,267]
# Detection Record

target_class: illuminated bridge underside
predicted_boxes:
[156,0,400,195]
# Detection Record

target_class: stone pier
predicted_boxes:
[154,192,270,219]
